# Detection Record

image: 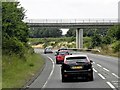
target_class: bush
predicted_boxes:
[3,37,26,58]
[111,41,120,53]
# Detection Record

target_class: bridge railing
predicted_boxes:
[24,19,118,23]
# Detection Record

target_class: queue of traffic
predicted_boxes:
[44,47,94,82]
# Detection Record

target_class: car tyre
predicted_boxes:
[88,71,94,81]
[56,59,59,64]
[62,74,66,82]
[56,61,58,64]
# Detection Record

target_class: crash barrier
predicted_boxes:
[67,48,100,53]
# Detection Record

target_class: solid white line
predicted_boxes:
[42,56,55,88]
[103,68,110,72]
[97,64,102,67]
[112,73,119,78]
[98,73,105,79]
[106,82,117,90]
[93,68,98,73]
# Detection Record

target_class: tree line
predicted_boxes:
[29,27,108,38]
[29,27,62,38]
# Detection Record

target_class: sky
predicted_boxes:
[18,0,120,34]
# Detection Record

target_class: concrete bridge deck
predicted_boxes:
[24,19,118,28]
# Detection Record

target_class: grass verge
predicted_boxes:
[92,50,119,57]
[2,53,45,88]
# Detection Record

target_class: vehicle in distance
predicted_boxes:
[44,48,53,54]
[61,55,93,82]
[58,47,68,51]
[55,50,71,64]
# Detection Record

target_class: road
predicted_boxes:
[26,49,119,89]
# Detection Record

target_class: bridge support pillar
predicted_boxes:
[76,28,83,49]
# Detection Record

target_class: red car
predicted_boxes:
[55,50,71,64]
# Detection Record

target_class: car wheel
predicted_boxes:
[56,59,59,64]
[88,71,94,81]
[62,74,66,82]
[56,61,58,64]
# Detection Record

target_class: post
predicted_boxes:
[76,29,79,48]
[76,28,83,49]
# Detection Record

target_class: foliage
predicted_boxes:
[65,28,108,37]
[91,32,102,48]
[107,25,119,41]
[29,27,62,38]
[111,41,120,53]
[83,37,92,48]
[65,28,76,37]
[102,36,112,45]
[2,2,29,56]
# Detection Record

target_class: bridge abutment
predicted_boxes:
[76,28,83,49]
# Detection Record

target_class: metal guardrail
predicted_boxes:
[67,48,100,52]
[24,19,118,24]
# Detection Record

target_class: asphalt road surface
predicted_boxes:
[26,49,119,90]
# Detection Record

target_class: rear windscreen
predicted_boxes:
[59,52,69,55]
[66,57,88,62]
[46,48,52,51]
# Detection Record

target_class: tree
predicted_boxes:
[65,28,76,37]
[29,27,62,38]
[2,2,29,55]
[107,25,119,41]
[91,31,102,48]
[102,36,112,45]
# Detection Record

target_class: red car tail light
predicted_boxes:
[57,55,62,58]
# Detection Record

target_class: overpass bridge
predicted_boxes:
[24,19,118,48]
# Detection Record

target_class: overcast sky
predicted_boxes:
[19,0,119,19]
[18,0,119,34]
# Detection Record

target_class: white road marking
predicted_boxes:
[93,68,98,73]
[112,81,119,83]
[103,68,110,72]
[98,73,105,79]
[93,62,95,64]
[106,82,117,90]
[97,64,102,67]
[112,73,119,78]
[42,56,55,88]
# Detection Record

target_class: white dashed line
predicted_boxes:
[98,73,105,79]
[103,68,110,72]
[112,81,119,83]
[106,82,117,90]
[93,68,98,73]
[42,57,55,88]
[112,73,119,78]
[97,64,102,67]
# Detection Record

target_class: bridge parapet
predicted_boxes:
[24,19,118,24]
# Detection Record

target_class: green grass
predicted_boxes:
[2,53,45,88]
[93,49,119,57]
[0,52,2,90]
